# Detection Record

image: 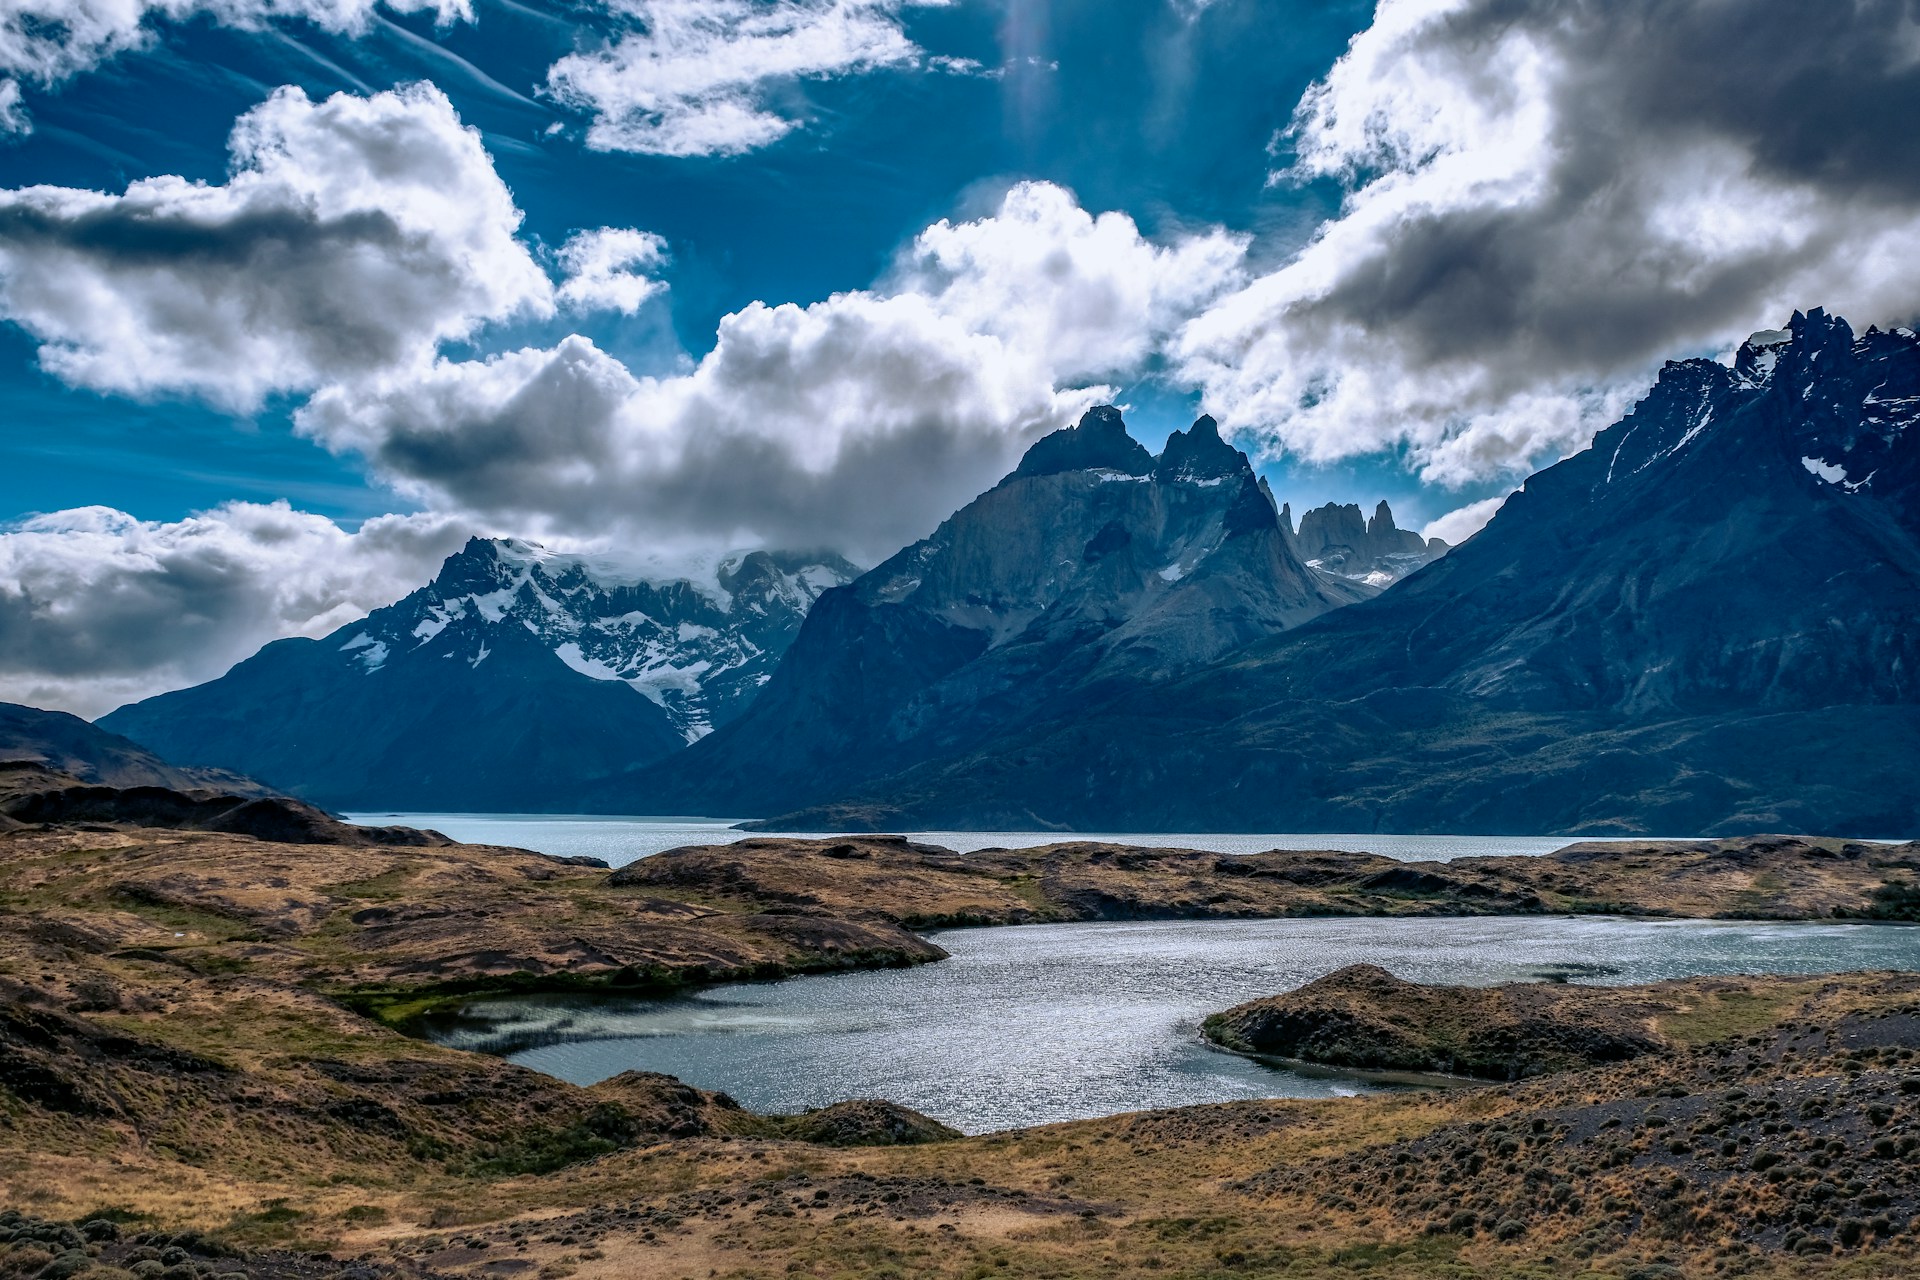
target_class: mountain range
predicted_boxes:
[89,308,1920,835]
[619,408,1368,817]
[99,542,855,810]
[710,309,1920,835]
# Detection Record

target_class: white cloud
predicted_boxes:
[1421,494,1506,548]
[893,181,1247,384]
[0,0,469,88]
[546,0,945,157]
[556,226,670,314]
[0,78,26,135]
[0,83,666,407]
[298,180,1244,562]
[0,502,472,717]
[1178,0,1920,486]
[0,83,554,410]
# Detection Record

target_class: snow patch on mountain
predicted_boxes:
[1802,456,1847,484]
[337,539,858,743]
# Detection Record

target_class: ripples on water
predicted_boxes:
[415,915,1920,1134]
[343,812,1640,867]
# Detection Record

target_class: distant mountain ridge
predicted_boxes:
[0,701,269,796]
[732,310,1920,835]
[1286,499,1447,590]
[616,407,1370,818]
[100,540,856,810]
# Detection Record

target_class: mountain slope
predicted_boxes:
[100,540,855,810]
[623,408,1368,817]
[757,310,1920,835]
[0,701,268,794]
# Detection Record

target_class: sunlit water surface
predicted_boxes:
[343,812,1649,867]
[414,915,1920,1134]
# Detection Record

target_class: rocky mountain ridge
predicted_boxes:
[741,310,1920,834]
[99,540,856,810]
[0,701,266,796]
[1287,499,1448,588]
[619,407,1369,817]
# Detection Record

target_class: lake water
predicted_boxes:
[343,812,1650,867]
[414,914,1920,1134]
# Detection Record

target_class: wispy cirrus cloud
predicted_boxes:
[545,0,952,157]
[0,0,474,132]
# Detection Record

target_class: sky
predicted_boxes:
[3,0,1920,717]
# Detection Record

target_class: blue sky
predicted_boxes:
[4,0,1918,716]
[1,0,1437,529]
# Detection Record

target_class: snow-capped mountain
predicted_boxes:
[99,540,857,809]
[362,539,857,744]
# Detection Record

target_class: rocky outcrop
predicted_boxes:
[0,763,446,846]
[767,1099,961,1147]
[1203,964,1671,1079]
[613,833,1920,926]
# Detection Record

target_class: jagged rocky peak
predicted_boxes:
[1577,307,1920,510]
[643,401,1372,818]
[1012,404,1154,478]
[375,538,857,741]
[1297,502,1368,554]
[1014,406,1260,486]
[1293,499,1446,589]
[1156,414,1245,483]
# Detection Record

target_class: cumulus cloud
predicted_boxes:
[892,181,1248,384]
[0,503,472,717]
[1421,494,1506,548]
[1178,0,1920,485]
[0,83,666,409]
[0,83,554,409]
[546,0,945,157]
[299,180,1247,561]
[0,0,468,89]
[556,227,670,314]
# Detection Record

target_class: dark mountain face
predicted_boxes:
[1288,499,1448,589]
[0,701,268,795]
[1336,308,1920,718]
[746,311,1920,837]
[628,409,1368,817]
[99,540,856,811]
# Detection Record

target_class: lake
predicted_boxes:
[413,914,1920,1135]
[343,811,1652,866]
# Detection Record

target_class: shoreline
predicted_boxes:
[6,814,1920,1277]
